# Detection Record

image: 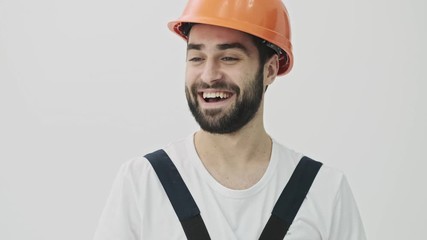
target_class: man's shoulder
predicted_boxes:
[120,134,194,176]
[272,139,347,193]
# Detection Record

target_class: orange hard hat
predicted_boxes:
[168,0,293,76]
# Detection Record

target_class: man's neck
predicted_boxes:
[194,122,272,189]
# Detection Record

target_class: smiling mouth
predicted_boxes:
[200,91,232,103]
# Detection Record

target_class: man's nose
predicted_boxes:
[200,60,222,84]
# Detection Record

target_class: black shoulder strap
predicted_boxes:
[259,156,322,240]
[144,149,211,240]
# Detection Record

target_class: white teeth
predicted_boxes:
[203,92,230,99]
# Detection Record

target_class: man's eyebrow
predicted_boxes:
[187,43,204,51]
[217,43,249,55]
[187,42,249,55]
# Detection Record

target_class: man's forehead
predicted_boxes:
[187,24,254,47]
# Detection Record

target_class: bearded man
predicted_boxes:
[94,1,366,239]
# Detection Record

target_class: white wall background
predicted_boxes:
[0,0,426,239]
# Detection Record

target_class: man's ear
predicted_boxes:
[264,54,279,86]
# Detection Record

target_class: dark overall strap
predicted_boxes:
[145,149,211,240]
[259,156,322,240]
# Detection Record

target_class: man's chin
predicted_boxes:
[194,115,229,134]
[202,108,225,117]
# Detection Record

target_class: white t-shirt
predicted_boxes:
[94,135,366,240]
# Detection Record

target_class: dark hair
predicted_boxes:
[250,35,278,68]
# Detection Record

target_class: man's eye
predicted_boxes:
[188,57,203,62]
[221,57,238,62]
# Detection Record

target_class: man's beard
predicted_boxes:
[185,68,264,134]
